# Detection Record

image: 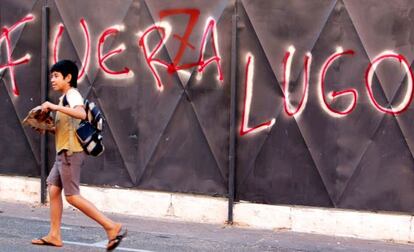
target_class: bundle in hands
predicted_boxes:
[22,106,55,132]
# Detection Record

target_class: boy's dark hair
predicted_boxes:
[50,60,79,88]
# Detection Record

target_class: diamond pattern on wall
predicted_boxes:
[242,0,336,84]
[297,0,383,205]
[3,0,414,214]
[237,0,414,212]
[239,111,334,207]
[139,94,227,194]
[185,3,234,183]
[235,2,283,192]
[344,0,414,165]
[344,0,414,102]
[54,0,133,85]
[338,115,414,212]
[45,0,231,192]
[0,0,37,58]
[0,77,38,176]
[1,0,43,167]
[145,0,229,88]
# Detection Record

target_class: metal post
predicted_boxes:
[227,0,238,225]
[40,5,50,204]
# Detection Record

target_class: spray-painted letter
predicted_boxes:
[98,25,131,78]
[365,52,414,115]
[138,22,171,91]
[283,46,311,116]
[196,17,223,82]
[52,19,91,81]
[319,48,357,117]
[0,15,34,96]
[159,8,200,71]
[240,54,275,136]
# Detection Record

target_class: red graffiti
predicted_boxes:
[98,26,130,76]
[159,9,200,70]
[3,13,414,123]
[365,52,414,115]
[240,54,275,136]
[320,49,357,116]
[53,18,90,80]
[53,24,64,64]
[139,9,223,91]
[0,15,34,96]
[138,24,170,91]
[197,18,223,82]
[283,46,311,116]
[239,47,414,136]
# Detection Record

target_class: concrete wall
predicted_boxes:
[1,175,413,243]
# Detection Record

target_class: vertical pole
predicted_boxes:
[227,0,238,225]
[40,5,50,204]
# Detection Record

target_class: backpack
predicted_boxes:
[63,96,105,156]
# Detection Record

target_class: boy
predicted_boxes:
[31,60,126,250]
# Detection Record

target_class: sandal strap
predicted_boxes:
[108,236,120,243]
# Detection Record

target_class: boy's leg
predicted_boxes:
[32,158,64,247]
[60,151,124,247]
[31,185,63,246]
[65,195,122,241]
[49,185,63,241]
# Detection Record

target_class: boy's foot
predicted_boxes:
[106,224,127,251]
[106,223,122,241]
[31,236,63,247]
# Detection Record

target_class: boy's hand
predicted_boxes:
[41,101,58,112]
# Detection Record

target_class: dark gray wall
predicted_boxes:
[2,0,414,214]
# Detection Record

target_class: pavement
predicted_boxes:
[0,201,414,252]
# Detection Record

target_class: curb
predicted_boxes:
[1,175,413,243]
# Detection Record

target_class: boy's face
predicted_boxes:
[50,71,71,92]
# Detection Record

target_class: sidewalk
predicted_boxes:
[1,201,413,252]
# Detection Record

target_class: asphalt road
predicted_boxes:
[0,201,413,252]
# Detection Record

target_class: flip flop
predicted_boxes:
[31,237,63,247]
[106,228,127,251]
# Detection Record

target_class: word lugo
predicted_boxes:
[240,46,413,136]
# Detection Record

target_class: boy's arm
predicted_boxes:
[41,101,86,120]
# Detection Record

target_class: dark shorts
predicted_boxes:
[46,151,85,196]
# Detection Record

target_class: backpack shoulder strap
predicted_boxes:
[62,95,69,107]
[83,99,90,121]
